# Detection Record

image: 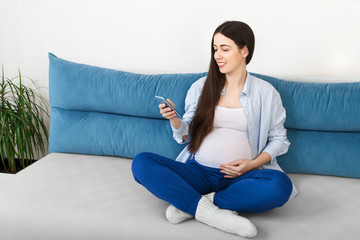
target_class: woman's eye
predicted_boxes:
[214,48,229,52]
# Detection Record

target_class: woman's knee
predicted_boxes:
[214,170,293,213]
[267,170,293,206]
[243,170,293,211]
[131,152,156,182]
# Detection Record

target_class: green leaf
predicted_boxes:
[0,67,49,173]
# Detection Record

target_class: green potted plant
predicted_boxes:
[0,66,50,173]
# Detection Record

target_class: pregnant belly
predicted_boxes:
[195,128,252,168]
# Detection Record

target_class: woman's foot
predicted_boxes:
[165,204,193,224]
[165,192,216,224]
[195,196,257,238]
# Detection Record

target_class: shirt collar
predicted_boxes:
[221,72,252,96]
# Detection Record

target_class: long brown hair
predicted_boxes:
[187,21,255,153]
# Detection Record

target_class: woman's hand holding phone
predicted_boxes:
[159,98,176,119]
[159,99,181,129]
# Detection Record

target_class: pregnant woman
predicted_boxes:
[132,20,297,238]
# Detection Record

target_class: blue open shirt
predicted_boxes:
[171,72,298,199]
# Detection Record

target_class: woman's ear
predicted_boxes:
[242,46,249,58]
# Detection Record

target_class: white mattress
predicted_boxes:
[0,173,13,183]
[0,153,359,240]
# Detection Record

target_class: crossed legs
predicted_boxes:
[131,152,293,238]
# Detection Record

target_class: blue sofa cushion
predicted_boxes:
[48,53,206,160]
[277,129,360,178]
[49,108,184,159]
[48,53,360,178]
[49,53,206,119]
[252,73,360,132]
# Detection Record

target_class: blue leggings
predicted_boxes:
[131,152,293,216]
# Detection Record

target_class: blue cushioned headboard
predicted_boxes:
[250,73,360,178]
[48,53,206,159]
[49,53,360,178]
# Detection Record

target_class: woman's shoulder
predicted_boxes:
[192,75,207,87]
[249,73,280,96]
[184,76,207,104]
[187,75,207,94]
[249,74,275,90]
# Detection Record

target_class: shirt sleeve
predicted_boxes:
[262,89,291,162]
[171,77,203,144]
[170,119,189,144]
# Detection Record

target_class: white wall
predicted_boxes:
[1,0,360,157]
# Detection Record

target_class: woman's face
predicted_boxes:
[213,33,248,75]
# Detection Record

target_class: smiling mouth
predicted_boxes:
[217,62,226,68]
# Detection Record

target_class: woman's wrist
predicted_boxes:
[170,118,181,129]
[252,152,271,169]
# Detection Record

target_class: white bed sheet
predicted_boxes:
[0,153,359,240]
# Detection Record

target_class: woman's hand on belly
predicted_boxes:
[219,159,256,178]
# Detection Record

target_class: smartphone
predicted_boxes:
[155,95,183,119]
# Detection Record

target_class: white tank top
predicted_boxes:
[194,106,252,168]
